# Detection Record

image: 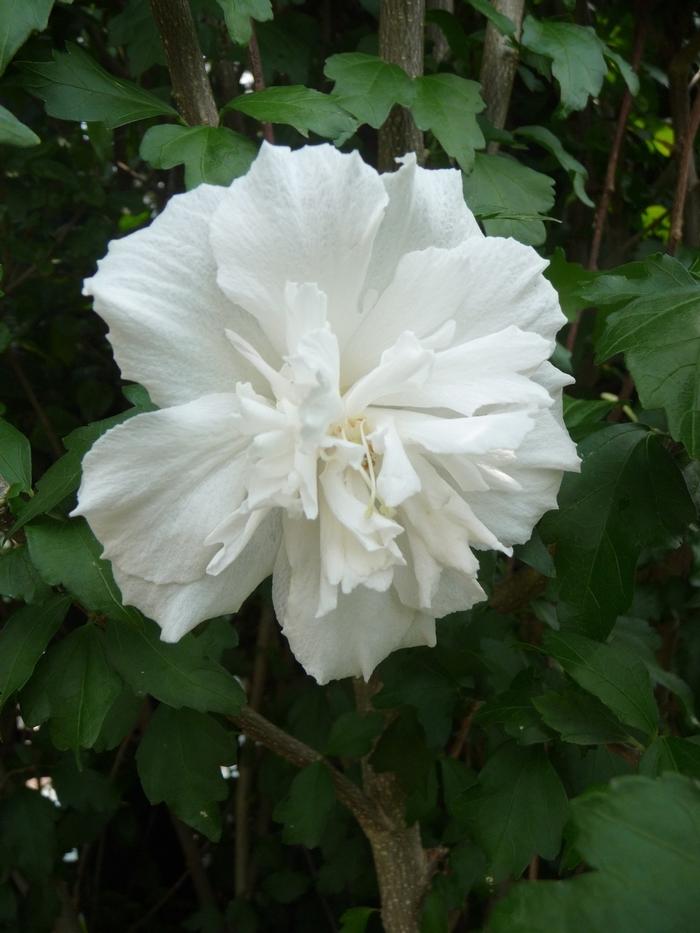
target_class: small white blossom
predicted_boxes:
[73,144,579,683]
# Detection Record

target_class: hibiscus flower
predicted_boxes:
[74,143,579,683]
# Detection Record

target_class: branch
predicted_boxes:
[149,0,219,126]
[230,706,385,835]
[378,0,425,170]
[479,0,525,149]
[247,22,274,143]
[668,85,700,254]
[587,4,648,272]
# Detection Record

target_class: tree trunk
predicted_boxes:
[378,0,425,171]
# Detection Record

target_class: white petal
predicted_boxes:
[466,408,580,547]
[73,395,245,584]
[114,511,281,642]
[343,332,433,413]
[343,244,472,385]
[84,184,275,407]
[210,143,388,354]
[365,153,482,298]
[449,236,566,344]
[389,409,535,456]
[373,326,554,416]
[372,419,422,508]
[273,516,434,683]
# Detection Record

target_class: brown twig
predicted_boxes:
[230,706,385,835]
[448,700,483,760]
[7,350,62,460]
[170,816,219,913]
[587,6,648,274]
[149,0,219,126]
[234,604,273,896]
[124,869,190,933]
[247,22,274,144]
[668,85,700,254]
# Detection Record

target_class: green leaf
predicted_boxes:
[107,0,165,78]
[0,595,69,710]
[216,0,273,45]
[324,711,384,757]
[490,774,700,933]
[26,517,134,622]
[521,16,607,113]
[0,788,57,882]
[274,761,336,848]
[543,630,657,737]
[226,86,357,141]
[462,153,555,245]
[137,705,236,840]
[562,397,615,441]
[544,247,597,321]
[605,48,639,96]
[540,425,695,637]
[0,104,40,147]
[10,409,138,535]
[476,670,552,744]
[30,623,123,751]
[533,689,632,745]
[324,53,415,128]
[0,418,31,493]
[463,743,568,880]
[595,264,700,457]
[411,73,485,171]
[0,0,54,76]
[339,907,378,933]
[20,43,177,128]
[514,124,593,206]
[582,253,694,306]
[514,529,555,578]
[140,125,257,189]
[0,546,50,603]
[104,615,245,715]
[462,0,516,36]
[640,736,700,779]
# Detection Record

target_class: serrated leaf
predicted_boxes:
[104,615,245,715]
[216,0,273,45]
[31,623,123,751]
[543,630,657,737]
[107,0,165,78]
[462,153,555,245]
[20,43,177,128]
[0,104,40,147]
[273,760,336,848]
[462,742,568,880]
[226,86,357,141]
[0,788,57,883]
[595,262,700,458]
[540,425,695,636]
[514,124,593,206]
[521,16,607,113]
[0,418,31,493]
[26,517,134,623]
[462,0,516,36]
[324,53,414,128]
[533,689,632,745]
[324,711,384,757]
[137,705,235,840]
[10,409,138,535]
[0,595,69,710]
[140,124,257,189]
[490,774,700,933]
[339,907,378,933]
[0,0,54,76]
[605,48,639,96]
[640,735,700,779]
[582,253,694,306]
[411,73,485,170]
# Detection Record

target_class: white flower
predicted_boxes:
[73,143,579,684]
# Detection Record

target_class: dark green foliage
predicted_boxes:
[1,0,700,929]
